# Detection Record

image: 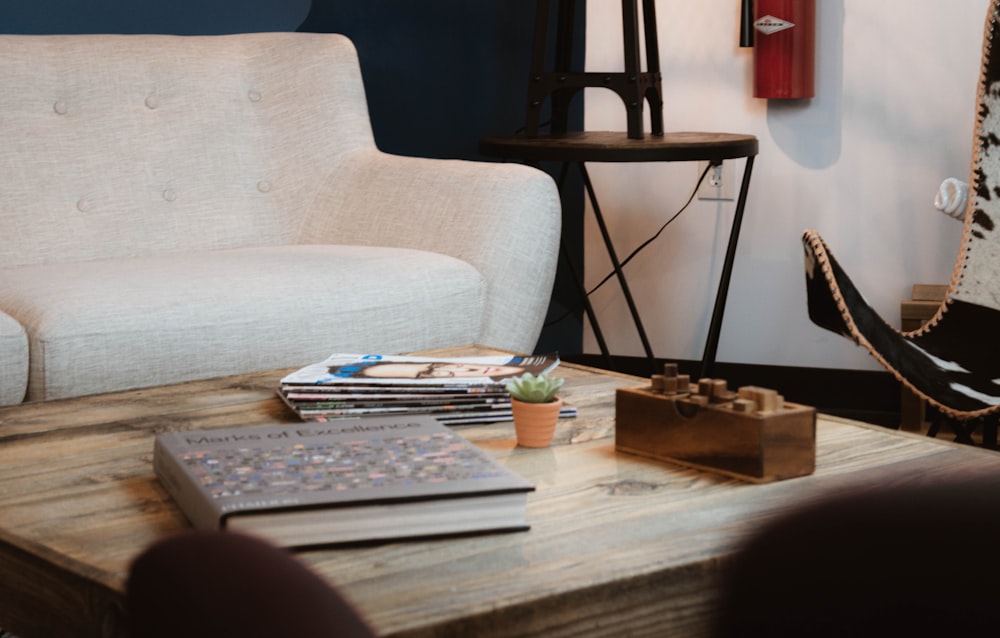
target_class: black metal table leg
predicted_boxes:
[700,155,755,380]
[555,163,613,368]
[578,162,657,374]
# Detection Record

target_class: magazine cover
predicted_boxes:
[281,353,560,387]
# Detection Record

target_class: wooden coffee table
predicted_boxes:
[2,345,1000,637]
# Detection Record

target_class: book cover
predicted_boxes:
[153,417,534,547]
[280,352,559,387]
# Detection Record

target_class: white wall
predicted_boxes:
[583,0,989,371]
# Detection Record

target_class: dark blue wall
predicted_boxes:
[1,0,309,34]
[300,2,536,160]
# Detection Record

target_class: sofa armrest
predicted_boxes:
[300,149,561,353]
[0,310,28,405]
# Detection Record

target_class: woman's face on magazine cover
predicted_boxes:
[360,362,525,379]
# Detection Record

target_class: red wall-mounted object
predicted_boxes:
[752,0,815,99]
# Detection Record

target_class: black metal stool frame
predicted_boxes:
[525,0,664,140]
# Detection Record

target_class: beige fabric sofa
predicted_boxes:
[0,33,560,404]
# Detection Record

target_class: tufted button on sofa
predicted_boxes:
[0,32,561,404]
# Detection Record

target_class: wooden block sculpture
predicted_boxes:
[615,364,816,483]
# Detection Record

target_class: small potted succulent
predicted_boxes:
[505,372,565,448]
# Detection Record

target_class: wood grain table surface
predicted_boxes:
[2,346,999,638]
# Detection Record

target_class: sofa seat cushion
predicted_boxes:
[0,310,28,405]
[0,245,485,401]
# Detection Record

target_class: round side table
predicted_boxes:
[480,130,759,379]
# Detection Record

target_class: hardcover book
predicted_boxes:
[154,417,534,547]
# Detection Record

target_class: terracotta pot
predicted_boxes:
[511,397,562,448]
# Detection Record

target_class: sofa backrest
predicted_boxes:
[0,33,375,268]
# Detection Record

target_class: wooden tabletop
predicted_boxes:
[1,345,999,637]
[479,131,759,163]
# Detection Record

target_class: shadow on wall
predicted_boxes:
[765,0,845,169]
[1,0,310,34]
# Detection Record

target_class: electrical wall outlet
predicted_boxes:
[697,160,735,201]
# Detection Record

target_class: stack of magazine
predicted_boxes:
[279,352,576,425]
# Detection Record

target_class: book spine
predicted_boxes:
[153,438,225,530]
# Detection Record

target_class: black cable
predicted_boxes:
[545,161,715,327]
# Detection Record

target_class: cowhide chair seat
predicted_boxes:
[802,0,1000,445]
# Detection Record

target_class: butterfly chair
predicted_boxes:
[803,0,1000,448]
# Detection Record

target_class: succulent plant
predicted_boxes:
[504,372,564,403]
